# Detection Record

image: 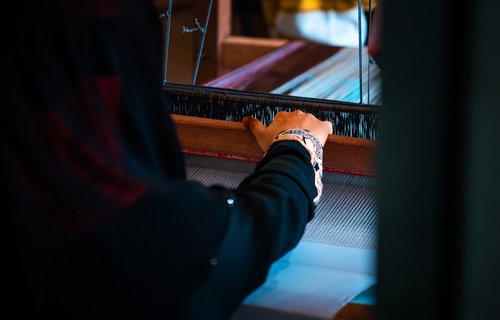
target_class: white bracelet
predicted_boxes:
[266,129,324,204]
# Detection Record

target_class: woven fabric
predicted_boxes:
[186,156,377,250]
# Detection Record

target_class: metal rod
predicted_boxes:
[357,0,363,104]
[162,0,173,87]
[192,0,214,85]
[163,82,379,114]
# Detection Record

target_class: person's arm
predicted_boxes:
[104,111,331,320]
[189,111,331,319]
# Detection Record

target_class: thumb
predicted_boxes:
[242,116,268,151]
[242,116,265,135]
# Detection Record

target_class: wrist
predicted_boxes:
[266,129,324,204]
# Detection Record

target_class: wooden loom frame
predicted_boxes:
[167,82,377,320]
[172,114,376,176]
[178,0,377,176]
[166,82,378,176]
[167,1,378,319]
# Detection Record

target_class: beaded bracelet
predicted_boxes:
[266,129,324,204]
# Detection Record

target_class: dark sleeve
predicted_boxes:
[108,139,317,320]
[53,136,317,320]
[189,140,317,320]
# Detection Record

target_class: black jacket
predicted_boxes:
[1,1,318,319]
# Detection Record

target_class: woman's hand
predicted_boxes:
[242,110,333,152]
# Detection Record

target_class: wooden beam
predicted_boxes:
[172,115,377,176]
[216,0,232,75]
[333,303,375,320]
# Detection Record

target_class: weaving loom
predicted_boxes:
[164,85,378,320]
[158,0,500,319]
[165,86,378,320]
[160,0,380,318]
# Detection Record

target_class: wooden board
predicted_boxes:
[172,114,377,176]
[333,303,375,320]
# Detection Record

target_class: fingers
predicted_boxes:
[242,112,334,151]
[242,116,264,134]
[242,116,268,151]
